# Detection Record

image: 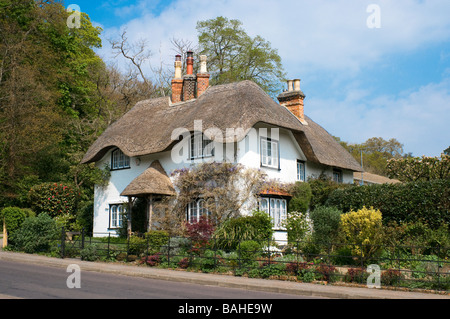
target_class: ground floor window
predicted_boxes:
[259,197,287,229]
[186,199,212,223]
[109,204,126,229]
[333,169,343,183]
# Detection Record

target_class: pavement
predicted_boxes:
[0,250,449,299]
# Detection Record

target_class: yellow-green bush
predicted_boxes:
[340,206,383,258]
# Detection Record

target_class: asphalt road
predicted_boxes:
[0,259,320,299]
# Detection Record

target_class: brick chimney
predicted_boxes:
[171,54,183,103]
[196,55,210,97]
[277,79,307,125]
[183,51,196,101]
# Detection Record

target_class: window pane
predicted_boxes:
[270,199,276,227]
[280,200,287,226]
[261,139,267,165]
[118,205,123,227]
[188,201,198,223]
[111,206,117,227]
[272,141,278,167]
[112,149,130,169]
[297,161,305,181]
[275,199,281,228]
[260,198,269,214]
[261,138,278,168]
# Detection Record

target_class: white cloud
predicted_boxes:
[307,77,450,156]
[96,0,450,77]
[93,0,450,157]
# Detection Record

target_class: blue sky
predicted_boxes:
[66,0,450,157]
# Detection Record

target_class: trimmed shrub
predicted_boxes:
[145,230,169,255]
[308,175,353,210]
[239,240,262,264]
[11,213,59,253]
[0,207,29,237]
[340,207,383,259]
[309,206,342,245]
[128,235,146,256]
[326,179,450,229]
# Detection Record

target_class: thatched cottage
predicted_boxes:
[82,52,362,239]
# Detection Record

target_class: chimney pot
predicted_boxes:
[197,55,210,97]
[186,50,194,75]
[287,80,293,92]
[174,54,182,79]
[277,78,307,125]
[293,79,301,91]
[199,55,208,74]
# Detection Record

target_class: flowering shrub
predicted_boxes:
[28,182,78,219]
[340,206,383,258]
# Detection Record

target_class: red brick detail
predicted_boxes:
[196,73,210,97]
[171,79,183,103]
[277,94,305,122]
[183,76,196,102]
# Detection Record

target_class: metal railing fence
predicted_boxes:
[59,228,449,292]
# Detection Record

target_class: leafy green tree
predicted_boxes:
[0,0,108,208]
[309,206,342,245]
[443,146,450,156]
[336,136,405,176]
[197,16,286,97]
[386,154,450,182]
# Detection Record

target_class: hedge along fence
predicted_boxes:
[326,179,450,229]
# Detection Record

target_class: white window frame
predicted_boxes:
[111,148,130,170]
[260,137,279,169]
[259,197,287,229]
[297,160,306,181]
[186,199,211,223]
[109,204,125,229]
[190,132,214,159]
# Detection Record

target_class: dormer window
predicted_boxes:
[190,132,214,159]
[111,148,130,170]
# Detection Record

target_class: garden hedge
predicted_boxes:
[326,179,450,228]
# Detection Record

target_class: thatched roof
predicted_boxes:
[353,172,401,185]
[82,80,362,172]
[120,160,175,196]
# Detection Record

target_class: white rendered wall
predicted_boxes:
[93,124,355,237]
